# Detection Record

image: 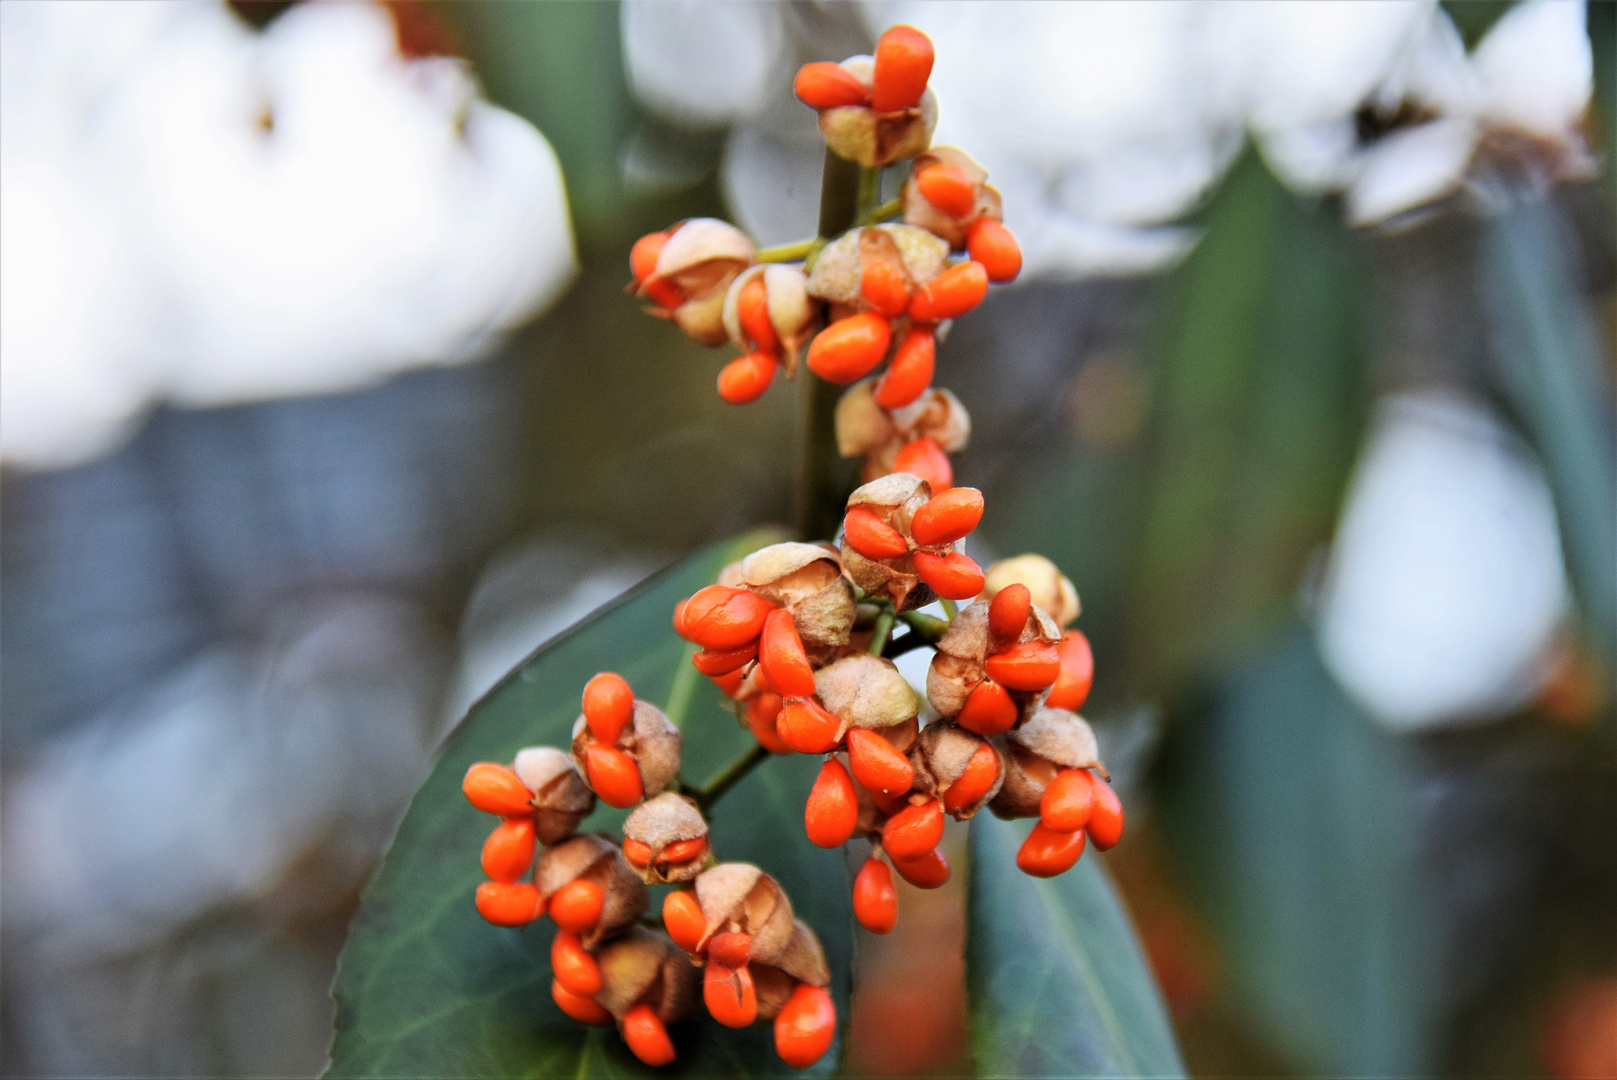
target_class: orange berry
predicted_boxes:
[869,784,909,817]
[678,584,775,650]
[984,640,1061,692]
[891,847,949,889]
[1017,822,1085,877]
[630,231,667,283]
[550,879,606,934]
[622,1003,677,1067]
[893,437,952,492]
[744,691,793,754]
[707,930,752,969]
[1040,769,1096,833]
[1045,629,1095,711]
[662,890,706,954]
[806,312,891,383]
[956,679,1018,736]
[843,506,910,561]
[881,799,944,862]
[759,608,817,698]
[711,667,747,699]
[475,881,544,927]
[705,963,758,1028]
[872,24,934,112]
[909,261,989,322]
[793,61,870,110]
[718,351,777,405]
[583,743,644,809]
[852,857,898,933]
[968,218,1022,283]
[910,486,984,546]
[860,257,911,319]
[691,640,759,677]
[916,164,977,218]
[662,837,708,864]
[805,758,859,848]
[481,816,537,882]
[552,978,611,1025]
[988,583,1032,641]
[1088,779,1124,851]
[776,698,842,754]
[942,742,1000,814]
[737,275,778,354]
[621,838,653,867]
[463,762,533,817]
[911,549,984,600]
[582,672,634,745]
[873,325,935,409]
[644,277,685,311]
[846,728,914,797]
[775,983,836,1069]
[552,930,604,996]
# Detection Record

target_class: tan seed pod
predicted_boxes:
[622,792,709,885]
[983,554,1081,628]
[738,542,855,661]
[691,863,797,964]
[840,384,973,484]
[813,654,918,732]
[840,473,942,611]
[644,218,755,298]
[512,746,595,844]
[909,722,1002,819]
[990,707,1108,819]
[928,598,1059,722]
[535,834,649,947]
[805,225,949,308]
[671,288,730,347]
[721,264,819,374]
[570,699,682,800]
[902,146,1004,250]
[816,59,939,168]
[594,925,701,1024]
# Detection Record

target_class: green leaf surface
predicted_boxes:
[967,815,1187,1079]
[328,532,852,1079]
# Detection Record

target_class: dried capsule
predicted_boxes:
[989,707,1109,821]
[852,857,898,933]
[536,834,650,947]
[871,24,934,112]
[1017,822,1087,877]
[909,721,1003,819]
[481,817,537,883]
[910,486,984,546]
[805,758,859,848]
[475,881,545,927]
[513,746,597,844]
[572,699,682,808]
[814,55,938,168]
[902,146,1002,249]
[596,927,701,1049]
[623,792,710,884]
[638,218,757,347]
[774,983,837,1069]
[1045,629,1095,711]
[873,325,935,410]
[814,653,920,735]
[982,554,1080,628]
[794,61,871,109]
[928,596,1062,726]
[734,542,857,663]
[463,762,533,818]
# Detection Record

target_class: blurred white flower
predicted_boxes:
[1317,394,1569,731]
[621,0,786,129]
[0,0,577,470]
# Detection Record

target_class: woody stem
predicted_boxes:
[691,743,771,813]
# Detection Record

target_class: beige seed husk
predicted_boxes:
[622,792,708,885]
[535,834,649,947]
[902,146,1004,250]
[692,863,797,965]
[983,554,1081,628]
[595,926,701,1023]
[648,218,755,296]
[570,700,682,800]
[836,380,894,458]
[813,654,917,731]
[739,542,854,658]
[911,722,1003,819]
[671,289,730,347]
[512,746,595,844]
[818,71,938,170]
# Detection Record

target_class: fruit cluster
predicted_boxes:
[463,674,835,1069]
[460,23,1126,1071]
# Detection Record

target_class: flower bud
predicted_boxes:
[927,597,1060,723]
[909,722,1003,819]
[571,699,682,805]
[902,147,1003,250]
[594,925,702,1025]
[638,219,756,346]
[989,706,1109,820]
[722,265,819,374]
[512,746,596,844]
[622,793,710,884]
[736,542,855,664]
[536,834,650,947]
[983,554,1080,628]
[806,226,949,315]
[815,57,938,168]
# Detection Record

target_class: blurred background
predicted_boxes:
[1,1,1612,1077]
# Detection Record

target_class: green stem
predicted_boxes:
[662,644,700,729]
[856,167,882,218]
[756,238,822,264]
[857,196,903,226]
[941,598,958,620]
[692,743,770,812]
[868,607,896,655]
[898,610,950,641]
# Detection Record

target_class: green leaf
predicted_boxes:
[328,532,852,1079]
[967,814,1187,1079]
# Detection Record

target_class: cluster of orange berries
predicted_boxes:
[672,477,1123,936]
[629,21,1022,457]
[462,673,835,1069]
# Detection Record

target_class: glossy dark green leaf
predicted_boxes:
[966,814,1187,1079]
[328,532,852,1079]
